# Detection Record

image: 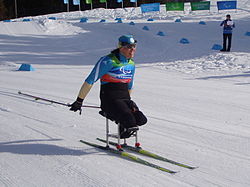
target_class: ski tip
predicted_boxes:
[190,166,199,170]
[180,165,197,170]
[80,139,88,143]
[164,170,179,174]
[172,171,179,174]
[80,140,89,144]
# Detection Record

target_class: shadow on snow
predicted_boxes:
[0,139,95,156]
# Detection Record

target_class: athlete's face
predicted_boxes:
[120,44,137,59]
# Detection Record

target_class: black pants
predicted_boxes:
[222,33,232,51]
[100,83,147,128]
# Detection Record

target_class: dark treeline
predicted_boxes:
[0,0,203,21]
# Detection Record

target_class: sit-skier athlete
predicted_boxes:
[70,35,147,138]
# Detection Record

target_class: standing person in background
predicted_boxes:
[70,35,147,138]
[220,14,235,52]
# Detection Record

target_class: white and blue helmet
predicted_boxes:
[118,35,137,47]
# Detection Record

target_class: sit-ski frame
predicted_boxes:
[105,117,140,150]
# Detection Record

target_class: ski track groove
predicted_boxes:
[0,157,37,187]
[146,116,250,161]
[148,115,250,140]
[197,170,250,187]
[54,162,107,187]
[0,122,108,186]
[25,125,55,139]
[146,124,250,162]
[0,173,17,187]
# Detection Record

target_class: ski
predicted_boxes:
[79,140,177,174]
[96,138,197,169]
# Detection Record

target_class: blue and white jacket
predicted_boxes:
[85,52,135,90]
[220,19,235,34]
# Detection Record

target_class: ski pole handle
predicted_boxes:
[81,105,100,109]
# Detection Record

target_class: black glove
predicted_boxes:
[70,97,83,115]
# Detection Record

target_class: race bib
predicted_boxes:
[227,21,234,26]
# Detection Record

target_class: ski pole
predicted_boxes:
[18,91,100,109]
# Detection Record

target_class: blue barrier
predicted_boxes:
[180,38,190,44]
[199,21,206,25]
[157,31,166,36]
[175,19,182,23]
[23,19,31,22]
[245,32,250,36]
[18,64,35,71]
[211,44,222,50]
[115,18,122,21]
[142,26,149,31]
[80,18,88,22]
[147,18,154,21]
[48,17,57,20]
[3,20,12,22]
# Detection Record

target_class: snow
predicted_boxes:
[1,0,250,186]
